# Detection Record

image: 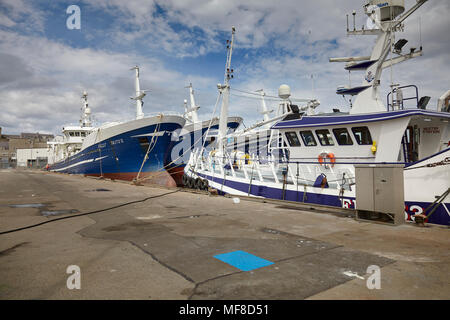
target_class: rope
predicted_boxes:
[424,188,450,219]
[230,88,312,102]
[0,189,180,235]
[134,122,161,181]
[134,92,223,184]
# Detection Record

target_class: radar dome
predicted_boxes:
[368,0,405,21]
[278,84,291,100]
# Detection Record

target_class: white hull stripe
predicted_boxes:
[52,156,108,172]
[131,131,167,137]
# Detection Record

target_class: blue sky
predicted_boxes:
[0,0,448,135]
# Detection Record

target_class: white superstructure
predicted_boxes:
[184,0,450,226]
[47,91,94,164]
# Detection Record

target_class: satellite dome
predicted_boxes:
[278,84,291,100]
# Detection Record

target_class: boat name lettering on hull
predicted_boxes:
[110,138,124,145]
[423,127,440,134]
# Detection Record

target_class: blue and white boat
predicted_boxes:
[185,0,450,226]
[47,67,186,187]
[164,83,242,186]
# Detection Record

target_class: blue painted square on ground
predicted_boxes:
[213,250,274,271]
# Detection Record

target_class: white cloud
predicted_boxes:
[0,0,45,32]
[0,0,448,136]
[0,30,216,134]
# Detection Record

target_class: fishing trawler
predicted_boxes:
[47,66,186,187]
[163,84,242,187]
[222,88,320,172]
[47,91,94,166]
[184,0,450,226]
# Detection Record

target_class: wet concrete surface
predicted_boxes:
[0,169,449,299]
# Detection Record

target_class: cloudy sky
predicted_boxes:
[0,0,448,135]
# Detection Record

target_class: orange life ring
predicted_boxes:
[327,153,336,167]
[318,152,327,165]
[318,152,336,167]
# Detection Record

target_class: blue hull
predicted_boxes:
[49,121,183,184]
[196,172,450,226]
[165,120,241,185]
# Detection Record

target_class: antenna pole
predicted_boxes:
[419,16,422,49]
[131,66,145,120]
[256,89,270,122]
[346,14,349,32]
[187,83,199,123]
[217,26,236,155]
[80,91,91,127]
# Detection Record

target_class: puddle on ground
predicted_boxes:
[85,188,111,192]
[40,209,79,217]
[6,203,80,217]
[8,203,46,208]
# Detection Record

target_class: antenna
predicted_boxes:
[352,10,356,31]
[130,66,145,120]
[419,16,422,50]
[346,14,349,32]
[184,83,200,123]
[255,89,272,122]
[217,26,236,155]
[80,91,92,127]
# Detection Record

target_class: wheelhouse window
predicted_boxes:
[75,132,80,137]
[332,128,353,145]
[284,132,301,147]
[299,130,317,146]
[69,132,74,137]
[315,129,335,146]
[352,126,373,145]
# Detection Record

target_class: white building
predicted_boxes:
[16,148,50,168]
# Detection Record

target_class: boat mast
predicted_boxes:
[80,91,92,127]
[130,66,145,120]
[184,83,200,123]
[217,26,235,155]
[330,0,428,114]
[256,89,272,123]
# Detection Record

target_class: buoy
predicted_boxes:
[371,141,377,154]
[318,152,327,165]
[318,152,335,167]
[327,153,336,167]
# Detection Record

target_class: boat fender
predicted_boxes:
[240,153,252,165]
[182,174,188,186]
[202,179,209,190]
[313,173,329,188]
[371,141,377,154]
[195,178,202,189]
